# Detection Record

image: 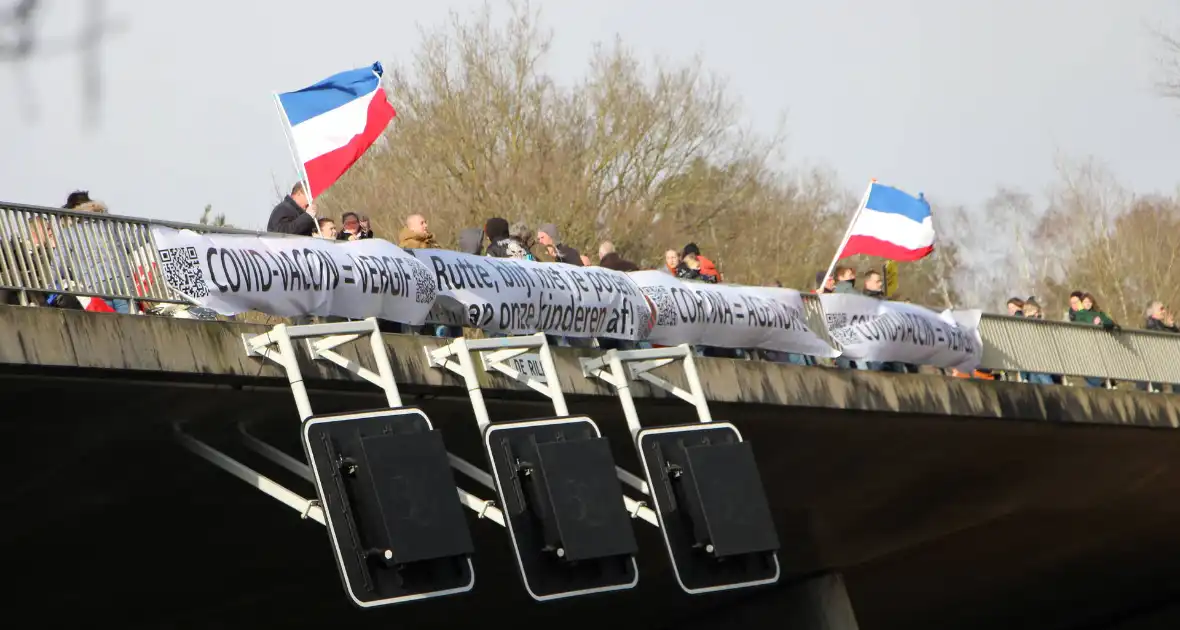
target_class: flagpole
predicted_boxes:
[271,92,321,237]
[819,178,875,291]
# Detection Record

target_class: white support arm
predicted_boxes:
[233,319,508,529]
[456,488,505,527]
[426,333,569,428]
[633,372,698,406]
[175,422,326,525]
[428,335,659,527]
[238,421,314,482]
[308,337,386,391]
[580,345,713,439]
[242,318,404,416]
[234,420,505,527]
[448,453,495,490]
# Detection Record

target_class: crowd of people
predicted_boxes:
[259,183,1173,385]
[1000,292,1178,390]
[1,185,1175,392]
[0,190,140,314]
[264,182,722,282]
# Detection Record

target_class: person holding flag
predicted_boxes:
[269,61,396,234]
[267,181,317,236]
[819,180,934,291]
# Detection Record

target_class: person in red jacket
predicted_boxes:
[682,243,720,281]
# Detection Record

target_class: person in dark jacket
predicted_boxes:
[1141,301,1178,392]
[863,270,886,298]
[336,212,374,240]
[1076,293,1116,330]
[1016,300,1054,385]
[537,223,582,266]
[485,217,530,258]
[57,198,136,313]
[682,243,720,281]
[833,266,859,294]
[458,227,484,255]
[267,182,317,236]
[597,241,638,271]
[676,251,718,283]
[1074,293,1117,389]
[814,270,835,294]
[592,241,639,351]
[1066,290,1084,321]
[1145,301,1178,333]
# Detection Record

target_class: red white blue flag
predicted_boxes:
[276,62,396,198]
[838,182,935,261]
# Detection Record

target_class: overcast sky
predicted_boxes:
[1,0,1178,229]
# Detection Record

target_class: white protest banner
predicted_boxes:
[149,227,437,322]
[626,271,706,346]
[411,249,653,340]
[629,271,839,357]
[818,293,983,370]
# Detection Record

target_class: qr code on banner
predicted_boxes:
[643,286,678,327]
[827,326,860,347]
[411,262,437,304]
[825,312,850,328]
[159,246,209,298]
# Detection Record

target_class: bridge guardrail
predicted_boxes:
[2,201,1177,386]
[0,201,287,305]
[977,314,1180,384]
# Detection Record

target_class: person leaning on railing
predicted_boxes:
[1018,300,1055,385]
[1145,301,1178,334]
[1140,301,1178,393]
[1,216,59,307]
[55,194,137,314]
[1074,293,1118,388]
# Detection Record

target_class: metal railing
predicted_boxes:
[0,201,274,306]
[2,200,1178,386]
[977,315,1180,384]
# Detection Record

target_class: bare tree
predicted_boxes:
[1156,26,1180,100]
[315,1,990,306]
[321,1,852,287]
[937,188,1050,310]
[1020,157,1180,324]
[198,204,229,228]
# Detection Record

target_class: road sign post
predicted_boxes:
[581,346,781,594]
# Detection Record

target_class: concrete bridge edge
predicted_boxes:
[1,305,1178,428]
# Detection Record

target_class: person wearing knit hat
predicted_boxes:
[537,223,583,266]
[538,223,560,243]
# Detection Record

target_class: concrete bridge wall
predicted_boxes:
[1,305,1178,429]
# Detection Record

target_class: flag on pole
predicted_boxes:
[276,62,396,198]
[838,182,934,261]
